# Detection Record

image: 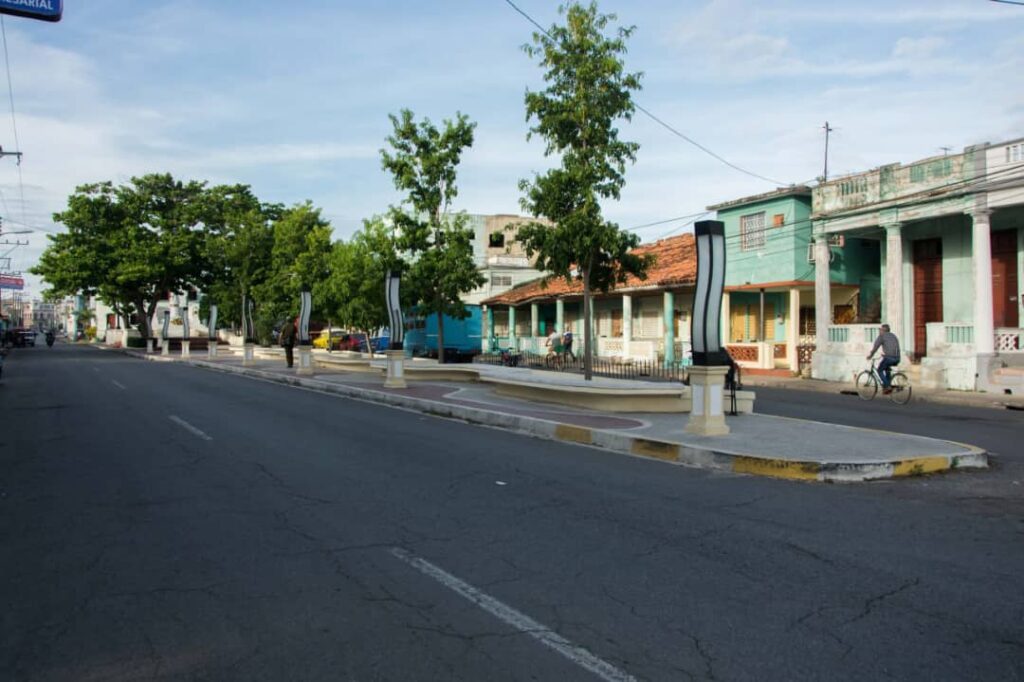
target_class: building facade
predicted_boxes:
[810,138,1024,393]
[481,234,698,364]
[708,186,879,375]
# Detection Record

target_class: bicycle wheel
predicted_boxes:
[889,372,912,404]
[855,370,878,400]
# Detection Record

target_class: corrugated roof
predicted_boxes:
[482,233,696,306]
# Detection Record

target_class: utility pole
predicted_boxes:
[939,146,952,156]
[822,121,834,182]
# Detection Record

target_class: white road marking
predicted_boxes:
[111,380,126,390]
[495,480,507,486]
[168,415,212,441]
[390,547,635,682]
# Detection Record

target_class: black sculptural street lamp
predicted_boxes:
[691,219,728,367]
[298,291,312,345]
[208,304,219,358]
[295,291,314,375]
[385,270,404,351]
[686,219,730,436]
[383,270,406,388]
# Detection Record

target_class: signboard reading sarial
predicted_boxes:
[0,0,62,23]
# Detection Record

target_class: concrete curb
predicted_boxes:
[112,348,988,483]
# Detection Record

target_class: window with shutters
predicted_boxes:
[611,309,623,337]
[493,310,509,336]
[638,300,660,338]
[740,212,766,251]
[491,275,513,288]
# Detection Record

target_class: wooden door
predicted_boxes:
[762,303,775,341]
[913,239,943,358]
[730,306,746,342]
[992,230,1019,329]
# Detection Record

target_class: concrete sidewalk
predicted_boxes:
[112,346,988,483]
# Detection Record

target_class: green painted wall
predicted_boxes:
[720,194,814,286]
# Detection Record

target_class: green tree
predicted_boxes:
[33,174,210,340]
[252,201,332,344]
[380,109,484,362]
[199,184,281,331]
[514,1,649,379]
[319,216,401,335]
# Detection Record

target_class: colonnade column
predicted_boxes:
[621,294,632,359]
[814,235,832,349]
[663,290,675,366]
[787,288,801,372]
[508,306,517,351]
[971,209,994,355]
[883,223,904,347]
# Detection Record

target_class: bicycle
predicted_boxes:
[855,360,912,404]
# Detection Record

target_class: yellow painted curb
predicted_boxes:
[891,456,950,478]
[732,456,821,481]
[554,424,592,445]
[630,439,680,462]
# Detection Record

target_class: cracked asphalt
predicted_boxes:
[2,344,1022,681]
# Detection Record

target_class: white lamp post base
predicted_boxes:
[685,365,730,436]
[242,342,256,366]
[296,346,314,375]
[383,349,407,388]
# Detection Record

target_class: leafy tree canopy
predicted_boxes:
[380,109,484,360]
[514,1,650,378]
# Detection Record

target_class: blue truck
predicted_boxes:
[402,305,482,361]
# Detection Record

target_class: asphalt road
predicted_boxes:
[2,344,1022,681]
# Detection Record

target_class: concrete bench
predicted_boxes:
[479,375,756,414]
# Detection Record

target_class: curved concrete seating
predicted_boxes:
[479,375,756,414]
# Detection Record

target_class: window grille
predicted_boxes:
[740,212,766,251]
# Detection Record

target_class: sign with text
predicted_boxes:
[0,274,24,290]
[0,0,62,22]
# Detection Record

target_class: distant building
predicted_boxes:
[403,214,550,355]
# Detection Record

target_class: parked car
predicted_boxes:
[13,329,35,347]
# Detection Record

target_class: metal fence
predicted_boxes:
[474,350,690,383]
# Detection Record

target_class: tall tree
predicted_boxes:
[319,217,401,335]
[33,174,210,340]
[515,1,649,379]
[200,184,281,330]
[252,201,332,343]
[380,109,484,363]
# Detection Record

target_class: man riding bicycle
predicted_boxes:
[867,323,901,395]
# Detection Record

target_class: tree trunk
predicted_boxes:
[146,300,159,340]
[582,268,593,381]
[134,296,150,340]
[436,307,445,365]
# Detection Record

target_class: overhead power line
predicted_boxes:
[0,16,26,226]
[503,0,788,186]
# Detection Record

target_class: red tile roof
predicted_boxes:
[482,233,697,306]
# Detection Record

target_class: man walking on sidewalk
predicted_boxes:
[279,317,297,368]
[867,323,901,394]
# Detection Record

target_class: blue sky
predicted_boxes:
[3,0,1023,293]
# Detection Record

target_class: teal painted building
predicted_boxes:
[708,186,880,373]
